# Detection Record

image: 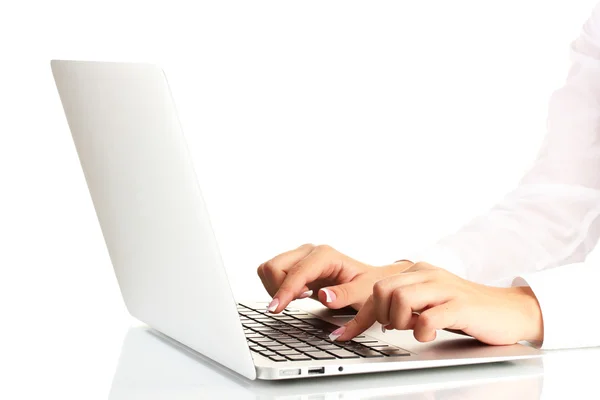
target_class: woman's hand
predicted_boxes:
[330,262,544,345]
[257,244,414,313]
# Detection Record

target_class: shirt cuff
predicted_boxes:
[401,245,468,279]
[513,262,600,350]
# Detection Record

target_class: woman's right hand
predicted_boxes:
[256,243,414,314]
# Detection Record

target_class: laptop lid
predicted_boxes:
[51,60,256,380]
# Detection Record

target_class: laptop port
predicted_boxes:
[308,367,325,375]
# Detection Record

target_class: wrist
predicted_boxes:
[511,286,544,343]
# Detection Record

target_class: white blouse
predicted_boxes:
[409,3,600,350]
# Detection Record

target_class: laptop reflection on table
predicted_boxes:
[109,326,544,400]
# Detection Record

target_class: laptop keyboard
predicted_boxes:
[238,303,411,362]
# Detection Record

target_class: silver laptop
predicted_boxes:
[109,326,545,399]
[51,60,542,381]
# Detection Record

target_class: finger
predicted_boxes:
[258,244,314,297]
[332,295,378,341]
[257,263,281,297]
[372,271,433,325]
[272,245,343,313]
[413,301,461,342]
[259,263,312,307]
[265,243,315,273]
[385,314,419,331]
[317,279,371,310]
[386,282,452,330]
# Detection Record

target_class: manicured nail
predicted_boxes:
[299,290,313,299]
[266,298,279,313]
[319,288,337,303]
[329,326,346,341]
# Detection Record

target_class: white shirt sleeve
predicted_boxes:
[408,4,600,350]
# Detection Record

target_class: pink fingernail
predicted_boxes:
[329,326,346,341]
[319,288,337,303]
[299,290,313,299]
[266,298,279,313]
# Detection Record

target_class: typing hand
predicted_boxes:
[257,244,413,313]
[329,262,544,345]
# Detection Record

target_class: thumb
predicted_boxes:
[318,280,371,310]
[330,295,377,342]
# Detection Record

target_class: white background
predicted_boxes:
[0,0,597,398]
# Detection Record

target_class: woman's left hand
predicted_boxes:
[330,262,544,345]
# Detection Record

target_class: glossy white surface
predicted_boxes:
[106,323,600,400]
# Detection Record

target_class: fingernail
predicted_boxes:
[299,290,313,299]
[329,326,346,341]
[266,298,279,313]
[319,288,337,303]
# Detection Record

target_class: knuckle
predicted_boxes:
[256,263,264,275]
[262,261,276,274]
[335,285,349,302]
[413,261,428,270]
[391,287,406,304]
[300,243,315,250]
[372,280,387,298]
[287,263,303,276]
[315,244,334,254]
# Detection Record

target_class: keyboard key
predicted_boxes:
[294,346,313,352]
[262,320,283,326]
[353,337,378,344]
[277,349,301,356]
[252,317,273,323]
[270,334,292,340]
[352,348,385,358]
[259,350,277,357]
[252,326,278,332]
[327,349,360,359]
[269,355,287,362]
[273,316,297,321]
[255,339,281,347]
[283,309,308,315]
[380,349,411,357]
[317,344,340,351]
[270,345,291,352]
[301,347,322,352]
[249,337,273,343]
[243,312,263,317]
[287,341,312,349]
[365,342,391,348]
[340,342,367,351]
[302,319,339,331]
[305,340,330,347]
[309,351,336,360]
[370,345,398,352]
[284,354,312,361]
[277,338,301,344]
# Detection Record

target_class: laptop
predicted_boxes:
[51,60,542,380]
[109,326,545,399]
